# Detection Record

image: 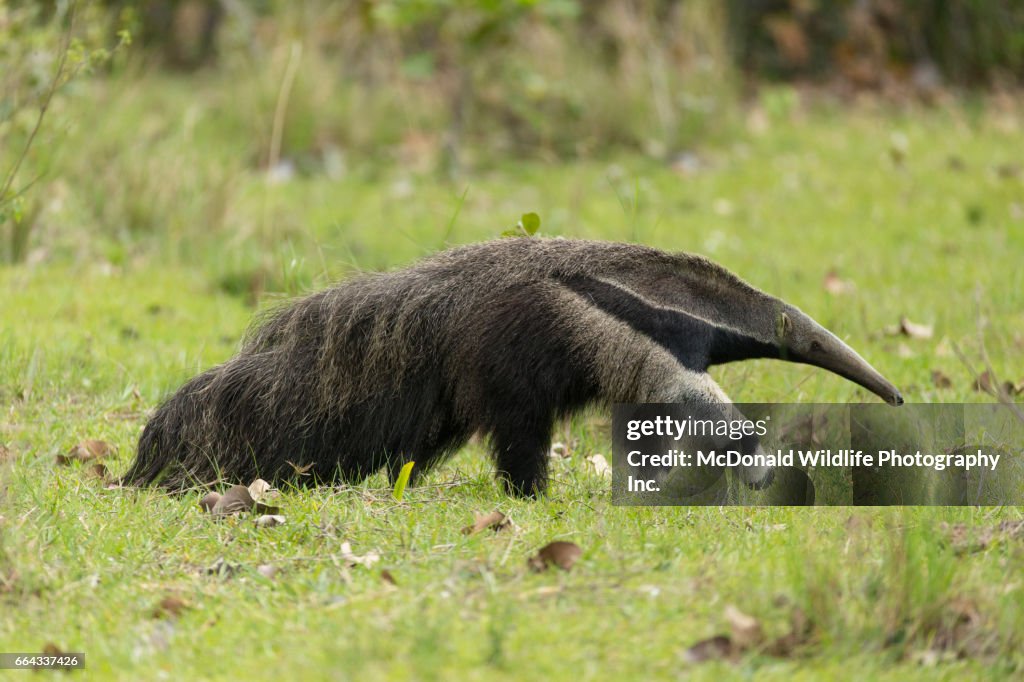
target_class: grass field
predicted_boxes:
[1,77,1023,679]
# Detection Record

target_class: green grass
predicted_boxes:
[1,78,1023,679]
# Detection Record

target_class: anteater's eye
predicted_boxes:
[810,340,823,353]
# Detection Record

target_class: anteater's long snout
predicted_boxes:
[812,328,904,405]
[785,308,904,405]
[831,344,904,405]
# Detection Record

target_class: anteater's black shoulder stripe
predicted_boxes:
[559,275,779,370]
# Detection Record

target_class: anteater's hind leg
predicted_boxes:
[384,415,473,489]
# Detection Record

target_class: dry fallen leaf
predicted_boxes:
[973,373,1019,397]
[898,316,933,339]
[586,454,612,478]
[88,463,111,482]
[211,485,255,517]
[380,569,397,586]
[255,514,286,528]
[199,492,222,513]
[152,596,190,619]
[462,510,511,535]
[248,478,281,513]
[339,541,380,568]
[0,444,11,463]
[931,370,953,389]
[56,439,114,466]
[248,478,272,499]
[527,541,581,572]
[823,271,855,295]
[42,642,67,656]
[724,605,763,650]
[684,635,735,663]
[972,370,994,393]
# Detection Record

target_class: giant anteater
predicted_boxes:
[123,238,902,495]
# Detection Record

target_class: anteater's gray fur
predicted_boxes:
[124,238,902,495]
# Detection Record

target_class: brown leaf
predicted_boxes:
[823,271,855,295]
[56,439,114,466]
[380,569,397,586]
[42,642,67,656]
[461,510,510,535]
[339,541,380,568]
[152,596,190,619]
[255,514,286,528]
[199,492,222,513]
[983,376,1023,396]
[0,443,11,463]
[898,316,933,339]
[527,541,582,572]
[248,478,272,498]
[684,635,735,663]
[931,370,952,389]
[586,454,612,478]
[245,478,281,514]
[724,605,763,650]
[210,485,255,516]
[88,463,111,481]
[972,370,994,393]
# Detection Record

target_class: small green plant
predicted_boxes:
[502,211,541,237]
[392,461,415,501]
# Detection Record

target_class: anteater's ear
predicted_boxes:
[775,310,792,341]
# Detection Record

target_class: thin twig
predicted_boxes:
[952,340,1024,425]
[0,3,75,206]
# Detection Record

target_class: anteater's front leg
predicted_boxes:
[490,416,553,498]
